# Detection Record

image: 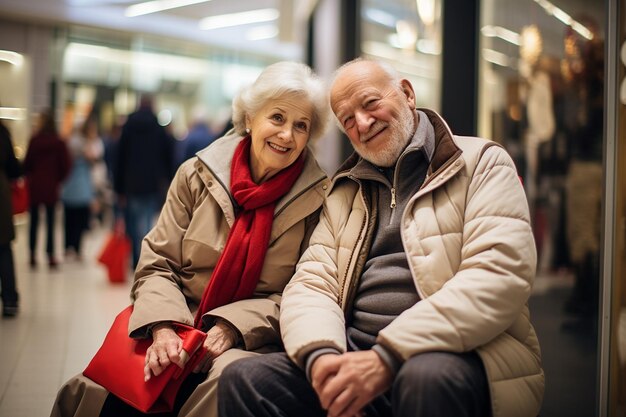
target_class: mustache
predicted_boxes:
[359,121,388,143]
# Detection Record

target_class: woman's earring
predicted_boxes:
[245,128,251,134]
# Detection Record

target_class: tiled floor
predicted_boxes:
[0,215,132,417]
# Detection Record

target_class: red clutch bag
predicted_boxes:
[83,306,207,413]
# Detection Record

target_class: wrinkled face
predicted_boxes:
[331,62,417,167]
[246,94,313,183]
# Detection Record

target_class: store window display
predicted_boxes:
[479,2,605,416]
[560,18,604,319]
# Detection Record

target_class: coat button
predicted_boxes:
[322,185,328,190]
[198,167,203,172]
[455,160,461,166]
[208,181,213,187]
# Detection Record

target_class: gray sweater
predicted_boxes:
[346,110,434,370]
[305,110,435,377]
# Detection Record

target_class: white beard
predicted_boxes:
[353,105,415,167]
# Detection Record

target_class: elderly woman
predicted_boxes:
[50,61,330,417]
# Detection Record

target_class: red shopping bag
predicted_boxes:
[11,178,29,215]
[83,306,207,413]
[97,228,131,283]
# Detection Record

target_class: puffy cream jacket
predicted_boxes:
[280,110,544,417]
[129,133,329,351]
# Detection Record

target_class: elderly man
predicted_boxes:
[218,58,544,417]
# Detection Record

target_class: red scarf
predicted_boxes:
[194,136,305,328]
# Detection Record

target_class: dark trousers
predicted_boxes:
[29,204,56,257]
[0,244,18,305]
[218,351,491,417]
[64,205,91,253]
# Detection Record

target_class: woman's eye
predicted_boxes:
[272,114,284,122]
[295,122,308,132]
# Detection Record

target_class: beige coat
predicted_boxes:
[49,134,329,417]
[280,110,544,417]
[130,133,329,351]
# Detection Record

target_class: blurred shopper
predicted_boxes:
[0,119,22,317]
[103,117,124,221]
[85,121,107,225]
[61,118,98,261]
[51,61,330,417]
[182,107,218,162]
[23,110,71,269]
[114,95,173,268]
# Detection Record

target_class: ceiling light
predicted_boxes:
[125,0,212,17]
[0,107,27,120]
[416,0,436,26]
[519,25,543,66]
[533,0,593,40]
[158,109,172,126]
[482,48,511,67]
[199,8,279,30]
[66,43,111,59]
[417,39,441,55]
[395,20,418,49]
[0,50,24,66]
[246,25,279,41]
[363,8,396,28]
[481,25,520,46]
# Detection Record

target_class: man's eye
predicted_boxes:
[344,117,355,129]
[364,99,377,108]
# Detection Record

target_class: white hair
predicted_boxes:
[329,58,404,133]
[232,61,330,141]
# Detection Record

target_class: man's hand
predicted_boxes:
[311,351,393,417]
[144,323,188,381]
[193,320,238,373]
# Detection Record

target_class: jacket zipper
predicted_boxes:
[390,147,412,209]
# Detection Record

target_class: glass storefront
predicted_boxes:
[59,26,275,145]
[360,0,442,110]
[479,1,606,416]
[609,1,626,415]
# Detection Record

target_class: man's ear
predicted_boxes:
[400,79,416,109]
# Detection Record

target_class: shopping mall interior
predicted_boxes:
[0,0,625,416]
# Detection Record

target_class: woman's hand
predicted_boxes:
[193,320,238,373]
[144,323,188,382]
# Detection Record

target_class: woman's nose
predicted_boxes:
[278,127,293,142]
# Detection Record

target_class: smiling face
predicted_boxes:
[246,93,313,183]
[331,61,417,167]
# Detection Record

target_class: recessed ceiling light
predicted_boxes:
[0,50,24,66]
[0,107,27,120]
[481,25,520,46]
[246,25,279,41]
[199,8,279,30]
[125,0,213,17]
